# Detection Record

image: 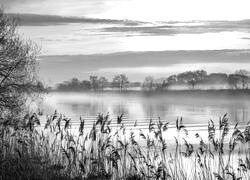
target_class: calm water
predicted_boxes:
[39,91,250,129]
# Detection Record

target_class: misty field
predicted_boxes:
[1,112,250,180]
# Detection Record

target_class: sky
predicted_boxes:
[3,0,250,21]
[1,0,250,85]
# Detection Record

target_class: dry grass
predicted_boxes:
[1,112,250,180]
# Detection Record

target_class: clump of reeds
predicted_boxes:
[1,111,250,180]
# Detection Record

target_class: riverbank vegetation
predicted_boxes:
[1,112,250,180]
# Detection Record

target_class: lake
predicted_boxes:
[39,91,250,131]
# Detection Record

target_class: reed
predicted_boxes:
[1,112,250,180]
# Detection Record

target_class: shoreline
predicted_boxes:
[47,89,250,97]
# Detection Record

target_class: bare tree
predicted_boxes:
[0,9,40,125]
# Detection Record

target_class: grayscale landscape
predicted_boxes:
[1,0,250,179]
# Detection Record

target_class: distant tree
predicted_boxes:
[228,74,241,89]
[177,72,188,84]
[89,75,99,91]
[194,70,207,82]
[129,82,142,88]
[80,80,91,90]
[56,82,67,91]
[235,69,249,89]
[167,75,178,85]
[176,70,207,89]
[56,78,91,91]
[190,70,207,89]
[0,9,41,125]
[161,80,169,90]
[187,79,196,89]
[70,78,80,89]
[57,78,78,91]
[142,76,155,91]
[112,74,129,91]
[206,73,228,84]
[98,76,108,91]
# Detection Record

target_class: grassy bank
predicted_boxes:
[1,112,250,180]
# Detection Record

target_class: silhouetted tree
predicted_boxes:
[0,9,40,125]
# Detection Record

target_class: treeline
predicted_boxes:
[56,69,250,91]
[143,69,250,91]
[57,74,131,91]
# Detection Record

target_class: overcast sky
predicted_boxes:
[2,0,250,85]
[3,0,250,21]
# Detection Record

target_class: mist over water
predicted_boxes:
[40,92,250,129]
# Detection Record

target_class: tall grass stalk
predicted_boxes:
[1,112,250,180]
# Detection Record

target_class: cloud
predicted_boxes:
[2,0,107,17]
[97,63,250,76]
[1,0,44,8]
[38,50,250,85]
[8,13,142,26]
[2,0,250,21]
[8,13,250,36]
[102,20,250,36]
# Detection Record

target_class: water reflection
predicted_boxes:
[42,92,250,127]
